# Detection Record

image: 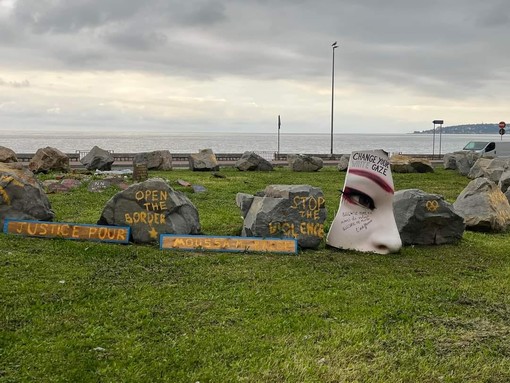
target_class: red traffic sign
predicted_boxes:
[499,121,506,129]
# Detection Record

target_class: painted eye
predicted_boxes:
[341,187,376,210]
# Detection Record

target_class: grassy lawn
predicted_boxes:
[1,167,510,382]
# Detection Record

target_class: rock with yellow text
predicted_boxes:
[98,178,201,243]
[236,184,326,249]
[0,162,55,227]
[393,189,464,245]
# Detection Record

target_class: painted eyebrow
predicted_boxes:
[348,168,394,194]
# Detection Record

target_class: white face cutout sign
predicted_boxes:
[326,149,402,254]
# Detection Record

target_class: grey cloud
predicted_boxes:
[104,30,168,51]
[474,1,510,27]
[1,0,509,99]
[13,0,147,33]
[12,0,226,34]
[0,78,30,88]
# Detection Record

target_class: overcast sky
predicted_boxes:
[1,0,509,134]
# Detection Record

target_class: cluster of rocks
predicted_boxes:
[443,151,480,176]
[453,177,510,232]
[444,151,510,207]
[1,145,434,175]
[336,154,434,173]
[0,145,178,173]
[391,178,510,244]
[4,140,510,250]
[234,152,325,172]
[393,151,510,240]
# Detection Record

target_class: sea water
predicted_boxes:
[1,131,505,155]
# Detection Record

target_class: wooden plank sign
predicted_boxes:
[160,234,298,254]
[3,219,130,243]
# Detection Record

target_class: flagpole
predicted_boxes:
[277,115,281,160]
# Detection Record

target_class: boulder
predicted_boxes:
[133,150,172,171]
[189,149,219,171]
[235,151,273,171]
[81,146,114,171]
[453,177,510,232]
[467,157,493,179]
[288,154,323,172]
[42,178,82,193]
[236,193,255,218]
[28,147,69,173]
[87,177,129,193]
[337,155,350,171]
[0,146,18,163]
[443,153,458,170]
[0,162,54,227]
[505,189,510,204]
[393,189,464,245]
[237,184,326,249]
[498,170,510,193]
[457,151,480,176]
[468,157,510,183]
[390,154,434,173]
[448,151,480,176]
[98,178,201,243]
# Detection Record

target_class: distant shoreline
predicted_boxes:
[413,123,500,135]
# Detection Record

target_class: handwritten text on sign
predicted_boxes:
[160,235,297,254]
[4,220,130,243]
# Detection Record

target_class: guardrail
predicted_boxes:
[15,152,444,165]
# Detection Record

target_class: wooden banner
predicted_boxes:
[160,234,298,254]
[3,219,130,243]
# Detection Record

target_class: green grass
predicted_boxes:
[2,167,510,382]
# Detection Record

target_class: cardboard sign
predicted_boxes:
[3,219,130,243]
[326,149,402,254]
[160,234,298,254]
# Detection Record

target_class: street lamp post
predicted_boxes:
[330,41,338,156]
[432,120,444,158]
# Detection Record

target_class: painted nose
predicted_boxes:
[368,221,402,254]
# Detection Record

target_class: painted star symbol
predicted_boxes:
[148,227,159,240]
